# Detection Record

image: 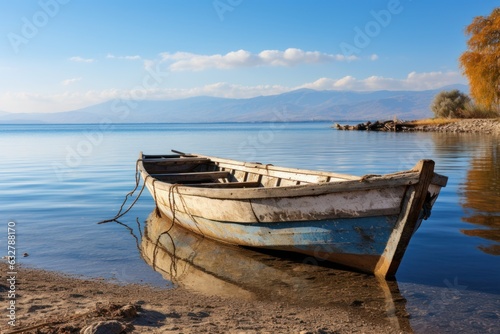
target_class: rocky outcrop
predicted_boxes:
[334,119,500,135]
[334,120,407,132]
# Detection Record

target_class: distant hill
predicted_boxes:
[0,85,469,124]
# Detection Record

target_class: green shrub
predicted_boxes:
[431,90,471,118]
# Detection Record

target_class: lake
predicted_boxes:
[1,122,499,333]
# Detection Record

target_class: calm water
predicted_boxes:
[1,122,499,333]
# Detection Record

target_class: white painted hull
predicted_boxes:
[139,152,447,277]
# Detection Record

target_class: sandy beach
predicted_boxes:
[0,261,413,334]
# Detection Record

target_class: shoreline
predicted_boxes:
[334,118,500,135]
[0,262,412,334]
[407,118,500,135]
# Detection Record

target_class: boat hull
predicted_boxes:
[152,208,401,273]
[139,153,447,278]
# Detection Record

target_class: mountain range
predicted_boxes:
[0,85,468,124]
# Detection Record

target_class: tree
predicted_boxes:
[431,90,470,118]
[459,8,500,115]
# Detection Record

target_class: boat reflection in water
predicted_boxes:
[141,211,412,332]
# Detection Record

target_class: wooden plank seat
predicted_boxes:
[143,154,184,159]
[150,171,230,183]
[188,181,262,188]
[142,157,211,165]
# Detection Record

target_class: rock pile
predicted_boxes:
[334,119,500,135]
[334,120,409,132]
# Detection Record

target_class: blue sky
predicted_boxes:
[0,0,497,113]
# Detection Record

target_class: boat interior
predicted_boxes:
[141,153,361,189]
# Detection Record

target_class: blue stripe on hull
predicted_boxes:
[179,215,399,258]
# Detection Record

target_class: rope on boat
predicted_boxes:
[98,159,148,224]
[150,182,206,279]
[422,191,437,220]
[172,183,205,236]
[150,183,180,275]
[94,156,180,280]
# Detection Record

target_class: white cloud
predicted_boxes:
[0,85,286,113]
[69,56,95,63]
[0,71,466,113]
[160,48,358,71]
[162,82,289,99]
[61,77,82,86]
[300,71,465,91]
[0,90,125,113]
[107,54,141,60]
[370,54,379,61]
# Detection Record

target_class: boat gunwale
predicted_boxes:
[138,152,447,200]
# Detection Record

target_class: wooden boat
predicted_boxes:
[138,150,448,278]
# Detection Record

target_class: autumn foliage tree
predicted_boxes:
[459,8,500,115]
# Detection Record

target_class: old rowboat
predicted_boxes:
[138,150,448,278]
